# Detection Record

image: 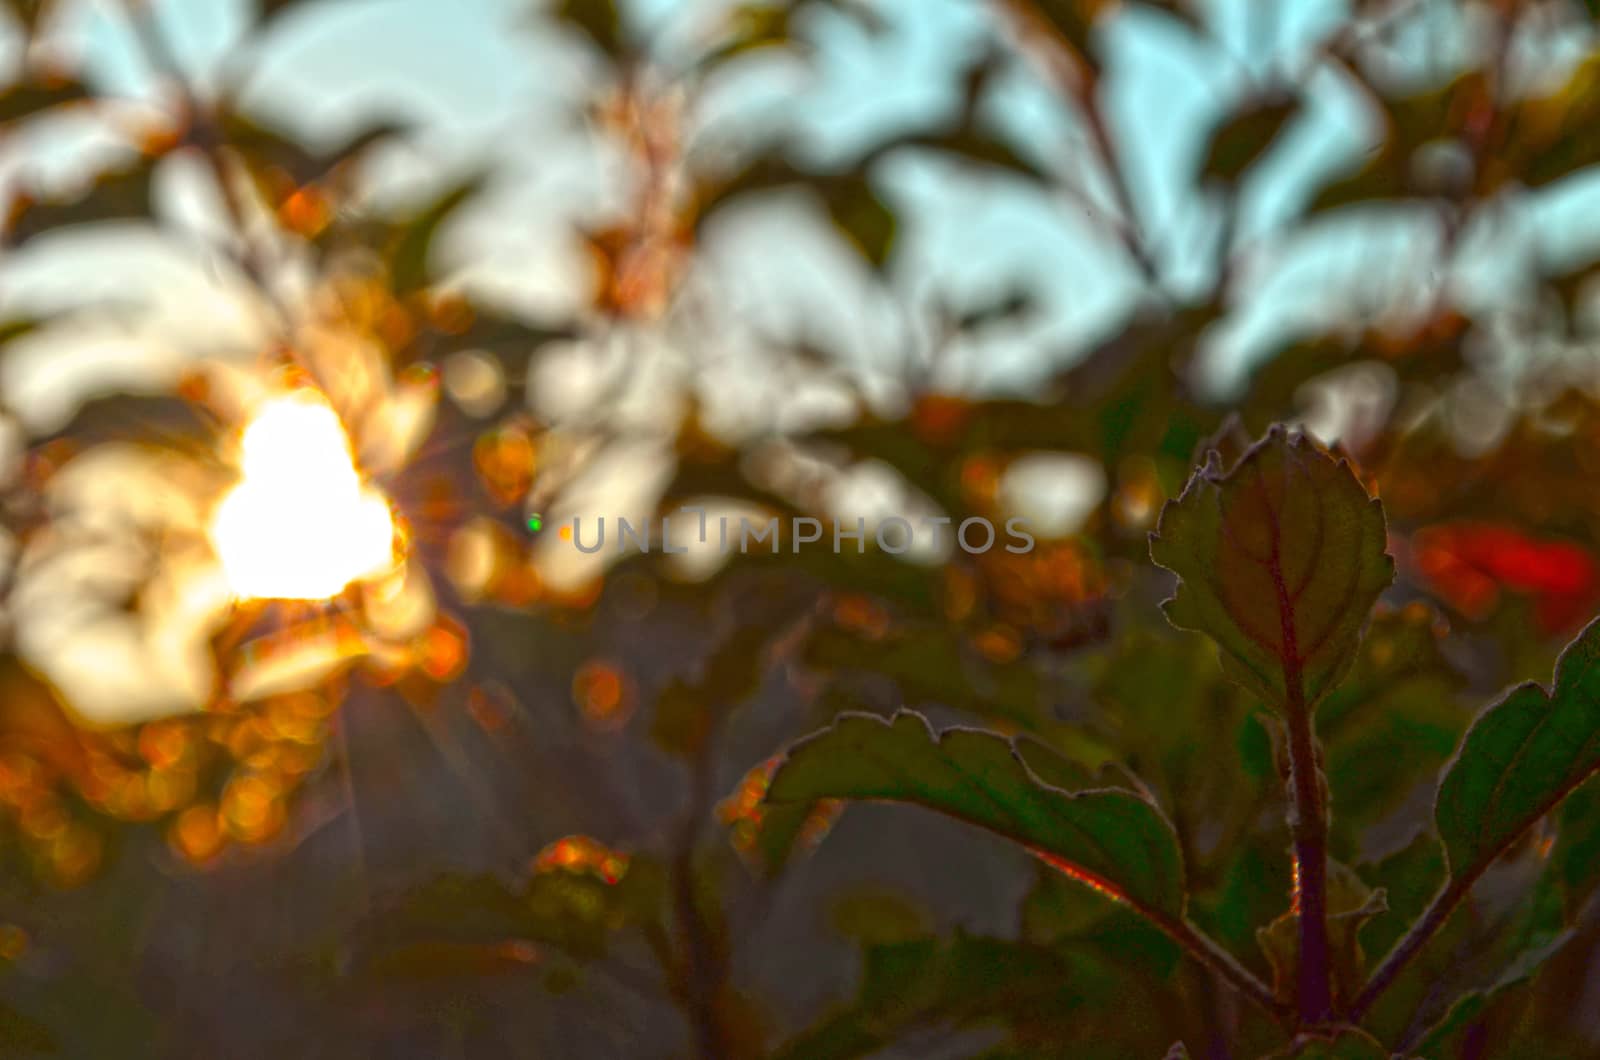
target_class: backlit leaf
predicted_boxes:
[767,710,1186,918]
[1435,616,1600,880]
[1149,425,1394,710]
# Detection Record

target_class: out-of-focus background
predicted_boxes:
[3,0,1600,1056]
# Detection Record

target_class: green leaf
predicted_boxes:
[1320,605,1465,855]
[1359,844,1566,1045]
[1550,778,1600,912]
[1357,831,1445,960]
[766,710,1186,918]
[1149,425,1394,710]
[1020,866,1181,980]
[1435,615,1600,880]
[1409,930,1573,1057]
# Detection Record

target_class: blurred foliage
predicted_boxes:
[0,0,1598,1056]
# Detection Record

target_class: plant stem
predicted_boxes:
[1283,689,1334,1024]
[1347,876,1467,1022]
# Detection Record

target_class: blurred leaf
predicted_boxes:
[767,710,1187,918]
[406,303,576,383]
[358,858,666,973]
[950,288,1036,333]
[1192,411,1255,469]
[1320,605,1464,855]
[1031,0,1104,57]
[905,126,1054,184]
[1435,616,1600,881]
[1086,627,1253,806]
[696,149,898,270]
[1361,822,1570,1044]
[1357,831,1444,960]
[651,599,804,757]
[1200,94,1296,184]
[254,0,337,32]
[4,157,161,247]
[0,998,55,1054]
[718,756,841,876]
[771,933,1084,1060]
[0,317,46,346]
[36,392,209,449]
[1149,425,1394,710]
[1408,929,1574,1057]
[803,624,1051,730]
[0,0,54,35]
[1304,72,1476,215]
[1198,838,1290,964]
[699,3,805,69]
[1302,154,1399,216]
[220,108,408,194]
[388,174,486,294]
[0,73,90,129]
[1511,54,1600,188]
[820,175,895,270]
[828,887,929,945]
[551,0,625,58]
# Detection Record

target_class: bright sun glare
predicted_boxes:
[211,392,396,601]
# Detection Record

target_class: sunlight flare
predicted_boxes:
[211,392,396,600]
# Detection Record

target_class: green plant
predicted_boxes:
[763,425,1600,1058]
